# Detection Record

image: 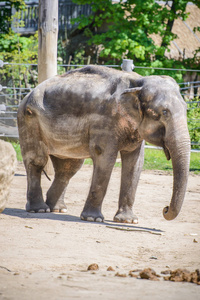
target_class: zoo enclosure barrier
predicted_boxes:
[0,59,199,152]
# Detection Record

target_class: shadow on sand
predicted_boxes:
[2,207,164,234]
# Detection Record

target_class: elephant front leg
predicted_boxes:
[114,142,144,224]
[26,164,50,213]
[81,147,117,222]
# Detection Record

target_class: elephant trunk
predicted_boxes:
[163,120,191,221]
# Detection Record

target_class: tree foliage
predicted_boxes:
[0,1,38,99]
[71,0,200,72]
[0,0,38,70]
[0,0,26,34]
[187,101,200,149]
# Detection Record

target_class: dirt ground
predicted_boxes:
[0,162,199,300]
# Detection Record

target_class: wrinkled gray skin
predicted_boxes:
[17,66,190,223]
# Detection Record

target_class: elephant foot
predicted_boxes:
[46,200,67,213]
[80,207,104,222]
[114,209,138,224]
[26,201,50,213]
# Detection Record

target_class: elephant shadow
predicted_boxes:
[2,208,164,234]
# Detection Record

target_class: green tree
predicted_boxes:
[71,0,200,74]
[0,1,38,98]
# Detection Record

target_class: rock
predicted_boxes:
[0,140,16,213]
[107,266,115,271]
[149,256,158,260]
[164,268,200,285]
[87,263,99,271]
[139,268,160,281]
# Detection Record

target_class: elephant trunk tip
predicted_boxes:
[163,206,179,221]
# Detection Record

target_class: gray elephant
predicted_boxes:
[17,65,190,223]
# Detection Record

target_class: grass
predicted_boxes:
[10,141,200,174]
[189,152,200,174]
[144,148,173,171]
[144,149,200,174]
[11,141,22,161]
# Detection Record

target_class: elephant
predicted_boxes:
[17,65,190,223]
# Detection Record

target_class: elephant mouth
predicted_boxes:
[163,144,171,161]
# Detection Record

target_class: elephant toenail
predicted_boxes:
[87,217,95,222]
[96,218,103,222]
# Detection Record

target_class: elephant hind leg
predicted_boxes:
[26,163,50,213]
[18,105,50,212]
[24,143,50,213]
[46,156,84,213]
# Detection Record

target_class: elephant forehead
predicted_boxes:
[141,82,179,103]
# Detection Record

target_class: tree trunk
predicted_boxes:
[38,0,58,175]
[161,1,176,48]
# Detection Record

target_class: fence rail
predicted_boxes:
[0,62,199,152]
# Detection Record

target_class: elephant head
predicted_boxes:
[121,75,190,220]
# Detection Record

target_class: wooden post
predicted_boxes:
[38,0,58,83]
[38,0,58,175]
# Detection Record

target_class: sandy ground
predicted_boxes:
[0,162,200,300]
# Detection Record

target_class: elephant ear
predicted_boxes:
[121,86,143,120]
